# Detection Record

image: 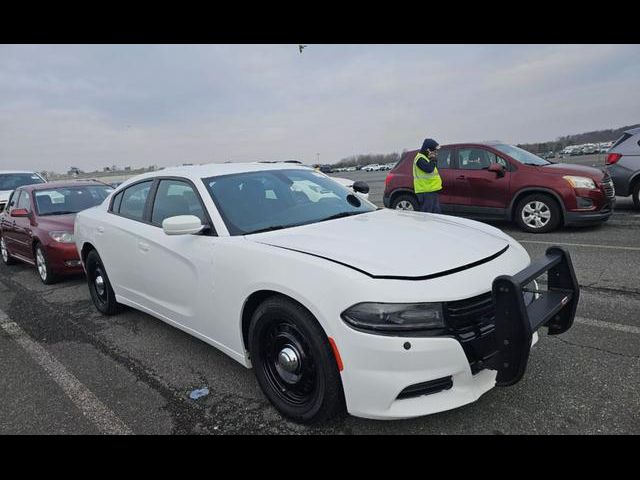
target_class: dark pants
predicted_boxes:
[417,192,441,214]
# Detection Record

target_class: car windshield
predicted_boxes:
[0,173,45,190]
[34,185,114,216]
[493,144,551,166]
[203,169,376,235]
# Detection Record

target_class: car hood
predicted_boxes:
[538,163,605,179]
[249,209,510,279]
[0,190,12,203]
[37,214,77,230]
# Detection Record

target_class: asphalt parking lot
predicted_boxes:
[1,162,639,434]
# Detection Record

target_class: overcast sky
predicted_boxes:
[1,44,638,172]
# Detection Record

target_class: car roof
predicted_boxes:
[21,180,109,192]
[118,162,312,186]
[0,170,41,175]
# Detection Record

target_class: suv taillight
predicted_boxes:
[385,173,394,186]
[606,153,622,165]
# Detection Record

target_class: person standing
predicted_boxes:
[413,138,443,213]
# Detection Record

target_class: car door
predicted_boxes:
[434,147,456,211]
[98,180,155,306]
[452,147,511,216]
[131,177,217,331]
[10,190,35,259]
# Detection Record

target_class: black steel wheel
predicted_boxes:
[86,249,120,315]
[248,296,345,424]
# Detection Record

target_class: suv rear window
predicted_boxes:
[611,133,632,150]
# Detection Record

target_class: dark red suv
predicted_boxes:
[0,180,113,283]
[383,142,615,233]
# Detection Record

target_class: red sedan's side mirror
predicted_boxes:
[488,163,505,178]
[10,208,29,218]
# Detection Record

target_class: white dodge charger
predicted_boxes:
[74,163,579,423]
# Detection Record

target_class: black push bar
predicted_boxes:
[490,246,579,386]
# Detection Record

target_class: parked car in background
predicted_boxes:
[606,126,640,208]
[383,142,615,233]
[0,171,46,213]
[362,164,381,172]
[0,180,113,283]
[74,162,578,423]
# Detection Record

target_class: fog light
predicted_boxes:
[576,197,593,209]
[65,260,82,267]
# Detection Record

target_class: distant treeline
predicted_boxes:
[516,124,640,154]
[333,124,639,166]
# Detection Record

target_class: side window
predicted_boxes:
[119,181,152,221]
[436,148,452,169]
[6,191,19,213]
[458,148,492,170]
[17,191,31,211]
[111,191,124,213]
[151,179,206,226]
[495,155,509,169]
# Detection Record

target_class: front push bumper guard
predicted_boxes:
[490,246,579,386]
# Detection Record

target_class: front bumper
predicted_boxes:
[565,201,614,226]
[46,243,84,275]
[340,247,579,419]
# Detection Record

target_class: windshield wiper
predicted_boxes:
[245,225,290,235]
[41,211,77,216]
[318,211,364,222]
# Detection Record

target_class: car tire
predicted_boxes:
[515,193,561,233]
[86,249,120,315]
[248,296,345,424]
[632,181,640,210]
[391,193,419,211]
[1,235,16,265]
[35,243,58,285]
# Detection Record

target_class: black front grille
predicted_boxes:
[601,172,615,199]
[445,292,499,374]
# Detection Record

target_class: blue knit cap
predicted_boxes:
[421,138,439,152]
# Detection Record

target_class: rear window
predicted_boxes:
[610,133,632,150]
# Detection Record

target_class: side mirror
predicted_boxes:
[352,181,370,194]
[10,208,29,218]
[162,215,205,236]
[488,163,505,177]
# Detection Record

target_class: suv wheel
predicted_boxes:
[248,296,345,424]
[391,193,419,211]
[515,194,561,233]
[632,181,640,210]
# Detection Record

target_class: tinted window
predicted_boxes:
[17,191,31,211]
[611,133,632,150]
[119,181,152,221]
[493,144,550,166]
[34,185,113,216]
[436,148,452,169]
[0,173,45,191]
[111,191,123,213]
[151,179,206,226]
[204,169,376,236]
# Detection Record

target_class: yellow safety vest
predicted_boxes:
[413,153,442,193]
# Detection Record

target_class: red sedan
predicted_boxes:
[0,180,113,284]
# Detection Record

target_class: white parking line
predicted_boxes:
[575,316,640,335]
[0,308,133,435]
[515,239,640,251]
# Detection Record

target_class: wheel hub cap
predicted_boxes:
[37,250,46,279]
[95,275,105,296]
[277,346,300,374]
[1,239,7,261]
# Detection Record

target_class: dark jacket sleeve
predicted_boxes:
[416,157,436,173]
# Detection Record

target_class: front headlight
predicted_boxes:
[563,175,596,189]
[49,231,75,244]
[341,302,444,333]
